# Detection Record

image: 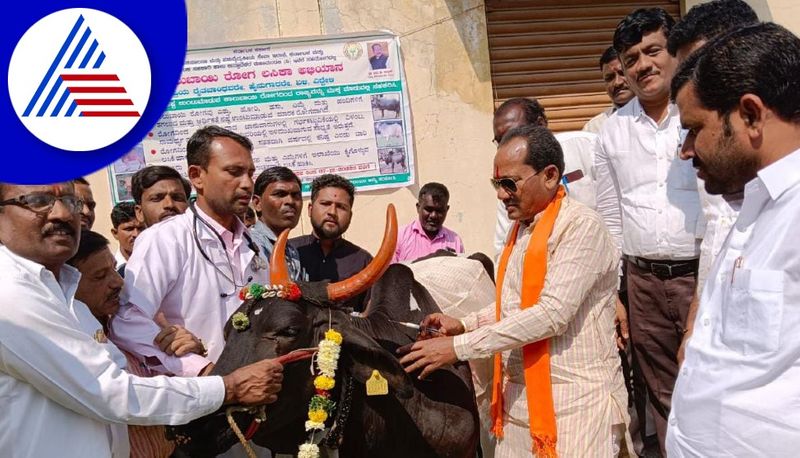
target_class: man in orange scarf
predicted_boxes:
[401,125,630,457]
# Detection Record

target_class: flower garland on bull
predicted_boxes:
[233,282,343,458]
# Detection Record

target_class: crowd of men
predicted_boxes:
[2,0,799,456]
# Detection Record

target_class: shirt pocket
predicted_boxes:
[721,268,784,354]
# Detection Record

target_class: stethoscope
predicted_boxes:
[189,201,267,298]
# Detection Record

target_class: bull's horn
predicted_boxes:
[270,229,292,285]
[327,204,397,302]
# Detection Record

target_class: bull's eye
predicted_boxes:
[276,326,300,338]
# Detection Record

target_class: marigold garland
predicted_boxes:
[299,328,342,458]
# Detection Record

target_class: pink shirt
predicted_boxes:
[392,219,464,263]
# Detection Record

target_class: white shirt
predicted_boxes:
[667,148,800,457]
[595,98,703,260]
[114,249,126,269]
[696,186,740,292]
[0,246,224,458]
[494,130,599,257]
[112,205,269,376]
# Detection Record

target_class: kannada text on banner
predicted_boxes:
[109,33,414,202]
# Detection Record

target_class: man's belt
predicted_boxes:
[624,255,699,279]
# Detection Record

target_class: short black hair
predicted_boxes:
[310,174,355,204]
[73,177,89,185]
[186,125,252,168]
[499,125,564,178]
[494,97,547,126]
[67,230,109,267]
[599,46,620,69]
[419,182,449,203]
[131,165,191,204]
[613,7,676,55]
[110,201,137,229]
[667,0,758,56]
[254,166,302,197]
[671,23,800,124]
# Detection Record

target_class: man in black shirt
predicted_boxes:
[290,174,373,311]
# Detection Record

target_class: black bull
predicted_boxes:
[169,256,490,455]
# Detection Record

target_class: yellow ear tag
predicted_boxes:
[366,370,388,396]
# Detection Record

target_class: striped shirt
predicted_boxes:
[454,197,630,456]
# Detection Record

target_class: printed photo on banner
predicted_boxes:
[378,147,407,174]
[374,120,404,148]
[367,42,390,70]
[113,144,146,174]
[115,173,135,202]
[371,93,401,120]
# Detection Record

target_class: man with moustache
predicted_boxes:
[291,174,372,312]
[112,126,268,381]
[594,8,703,453]
[73,177,96,230]
[251,166,305,281]
[392,182,464,263]
[665,0,759,365]
[0,181,283,457]
[668,23,800,456]
[131,165,192,227]
[583,46,636,134]
[110,201,144,272]
[68,230,202,457]
[400,125,629,457]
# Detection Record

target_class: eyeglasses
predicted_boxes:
[490,170,542,193]
[0,192,84,216]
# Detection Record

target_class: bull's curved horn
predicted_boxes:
[269,229,292,285]
[327,204,397,302]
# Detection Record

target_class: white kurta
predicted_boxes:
[458,197,630,456]
[0,246,225,458]
[668,148,800,456]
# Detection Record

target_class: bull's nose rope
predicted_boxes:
[224,348,318,458]
[225,406,264,458]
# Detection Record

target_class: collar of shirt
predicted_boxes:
[253,220,278,242]
[0,245,81,305]
[194,203,246,253]
[738,148,800,227]
[631,97,679,128]
[410,218,445,241]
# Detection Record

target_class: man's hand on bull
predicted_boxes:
[397,337,458,380]
[222,359,284,405]
[417,313,465,340]
[154,312,207,357]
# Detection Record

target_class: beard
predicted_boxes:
[311,218,346,240]
[696,117,759,195]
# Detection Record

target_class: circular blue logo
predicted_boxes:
[2,1,187,184]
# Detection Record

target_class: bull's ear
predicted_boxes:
[328,318,414,399]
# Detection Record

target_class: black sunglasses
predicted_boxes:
[489,170,542,193]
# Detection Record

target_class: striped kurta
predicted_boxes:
[123,351,176,458]
[454,196,630,456]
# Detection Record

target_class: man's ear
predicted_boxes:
[188,165,204,192]
[545,164,561,189]
[320,312,414,399]
[252,195,262,213]
[134,205,146,226]
[110,227,119,240]
[738,93,767,136]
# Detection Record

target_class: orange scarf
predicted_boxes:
[490,186,565,457]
